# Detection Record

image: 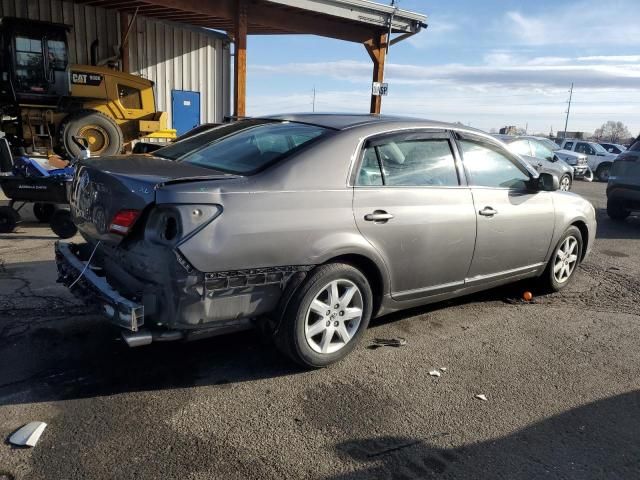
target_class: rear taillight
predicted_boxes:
[110,209,141,235]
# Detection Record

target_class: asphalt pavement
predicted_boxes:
[0,181,639,479]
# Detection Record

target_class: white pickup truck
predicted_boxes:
[558,139,618,182]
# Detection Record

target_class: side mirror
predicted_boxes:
[537,172,559,191]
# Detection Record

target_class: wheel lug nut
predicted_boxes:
[334,304,339,309]
[326,310,331,316]
[334,321,339,327]
[326,320,330,327]
[339,311,344,316]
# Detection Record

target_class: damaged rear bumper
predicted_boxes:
[55,241,145,331]
[55,241,311,343]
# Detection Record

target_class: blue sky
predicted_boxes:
[245,0,640,136]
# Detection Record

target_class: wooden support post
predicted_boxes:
[364,33,388,114]
[119,11,130,73]
[233,0,248,117]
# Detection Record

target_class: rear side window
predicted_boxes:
[459,137,530,189]
[357,137,459,187]
[563,141,574,150]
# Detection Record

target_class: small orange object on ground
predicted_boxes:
[523,291,533,301]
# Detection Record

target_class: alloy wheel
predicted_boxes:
[560,175,571,191]
[553,236,579,283]
[304,279,363,354]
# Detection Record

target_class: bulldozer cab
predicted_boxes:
[0,17,70,110]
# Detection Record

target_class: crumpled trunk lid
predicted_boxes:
[70,154,235,244]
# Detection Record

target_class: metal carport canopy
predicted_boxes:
[75,0,427,115]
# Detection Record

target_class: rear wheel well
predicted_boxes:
[571,221,589,261]
[323,254,385,317]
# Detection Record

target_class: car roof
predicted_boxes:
[257,113,477,132]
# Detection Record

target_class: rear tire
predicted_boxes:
[0,206,18,233]
[539,226,583,292]
[50,209,77,239]
[59,110,123,158]
[33,203,56,223]
[275,263,373,368]
[607,198,630,221]
[595,163,611,182]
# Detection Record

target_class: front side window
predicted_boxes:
[563,141,574,150]
[459,137,530,189]
[14,36,45,89]
[156,120,330,174]
[576,142,596,155]
[358,136,459,187]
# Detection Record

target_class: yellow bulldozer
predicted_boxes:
[0,17,175,158]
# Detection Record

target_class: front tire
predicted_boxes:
[596,163,611,182]
[559,174,572,191]
[59,110,123,158]
[540,226,583,292]
[275,263,373,368]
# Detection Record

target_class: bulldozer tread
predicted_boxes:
[58,109,123,159]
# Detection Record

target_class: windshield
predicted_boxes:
[155,120,331,174]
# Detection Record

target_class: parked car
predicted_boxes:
[600,143,626,155]
[493,135,575,191]
[558,139,618,182]
[607,138,640,220]
[56,114,596,367]
[526,136,591,180]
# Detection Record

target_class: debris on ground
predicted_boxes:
[368,337,407,349]
[8,422,47,447]
[474,394,488,401]
[523,291,533,301]
[440,367,447,372]
[428,370,441,377]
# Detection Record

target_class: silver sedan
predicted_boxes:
[56,114,597,367]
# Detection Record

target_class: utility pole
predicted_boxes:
[312,87,316,112]
[563,82,574,138]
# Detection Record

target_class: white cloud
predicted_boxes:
[502,1,640,47]
[251,55,640,90]
[578,55,640,63]
[248,53,640,134]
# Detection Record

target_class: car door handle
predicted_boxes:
[364,210,394,223]
[479,206,498,217]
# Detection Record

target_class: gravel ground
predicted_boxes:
[0,181,639,479]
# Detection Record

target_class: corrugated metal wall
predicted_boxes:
[128,16,231,126]
[0,0,231,125]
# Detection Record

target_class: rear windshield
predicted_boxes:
[154,119,331,174]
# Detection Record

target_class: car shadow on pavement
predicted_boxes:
[594,209,640,240]
[0,253,555,407]
[328,390,640,479]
